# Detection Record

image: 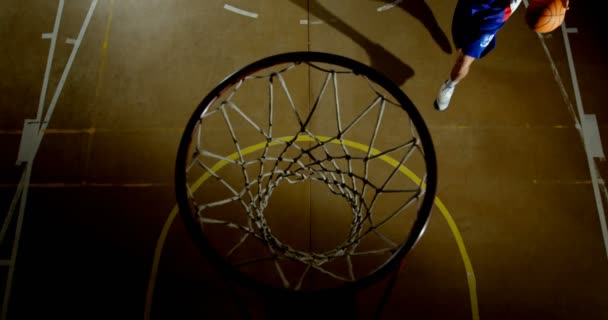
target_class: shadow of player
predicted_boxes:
[377,0,453,54]
[289,0,452,86]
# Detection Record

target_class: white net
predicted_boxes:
[182,59,431,291]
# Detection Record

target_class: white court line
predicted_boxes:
[560,22,586,130]
[1,164,32,320]
[559,20,608,258]
[223,4,258,18]
[377,0,403,12]
[0,171,26,247]
[583,114,605,159]
[2,1,64,316]
[1,1,99,319]
[36,0,99,149]
[522,0,608,258]
[601,182,608,203]
[535,29,579,124]
[595,162,608,259]
[299,19,323,25]
[16,119,42,165]
[36,0,64,122]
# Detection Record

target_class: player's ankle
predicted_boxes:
[446,78,458,88]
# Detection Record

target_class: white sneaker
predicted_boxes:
[434,81,455,111]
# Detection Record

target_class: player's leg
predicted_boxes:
[450,51,475,83]
[434,0,475,111]
[434,51,475,111]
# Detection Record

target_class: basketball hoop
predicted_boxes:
[175,51,437,316]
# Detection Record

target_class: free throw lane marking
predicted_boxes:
[2,2,99,319]
[582,114,605,159]
[36,0,65,122]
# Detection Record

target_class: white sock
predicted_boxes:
[446,78,458,88]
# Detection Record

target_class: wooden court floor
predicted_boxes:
[1,0,607,319]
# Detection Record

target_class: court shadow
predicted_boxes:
[377,0,453,54]
[289,0,453,86]
[290,0,415,86]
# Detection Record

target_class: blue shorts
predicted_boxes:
[452,0,513,59]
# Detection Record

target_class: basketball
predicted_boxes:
[525,0,569,33]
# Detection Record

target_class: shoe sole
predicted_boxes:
[433,100,447,112]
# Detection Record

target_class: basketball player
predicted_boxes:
[434,0,569,111]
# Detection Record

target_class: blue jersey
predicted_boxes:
[470,0,521,31]
[452,0,522,58]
